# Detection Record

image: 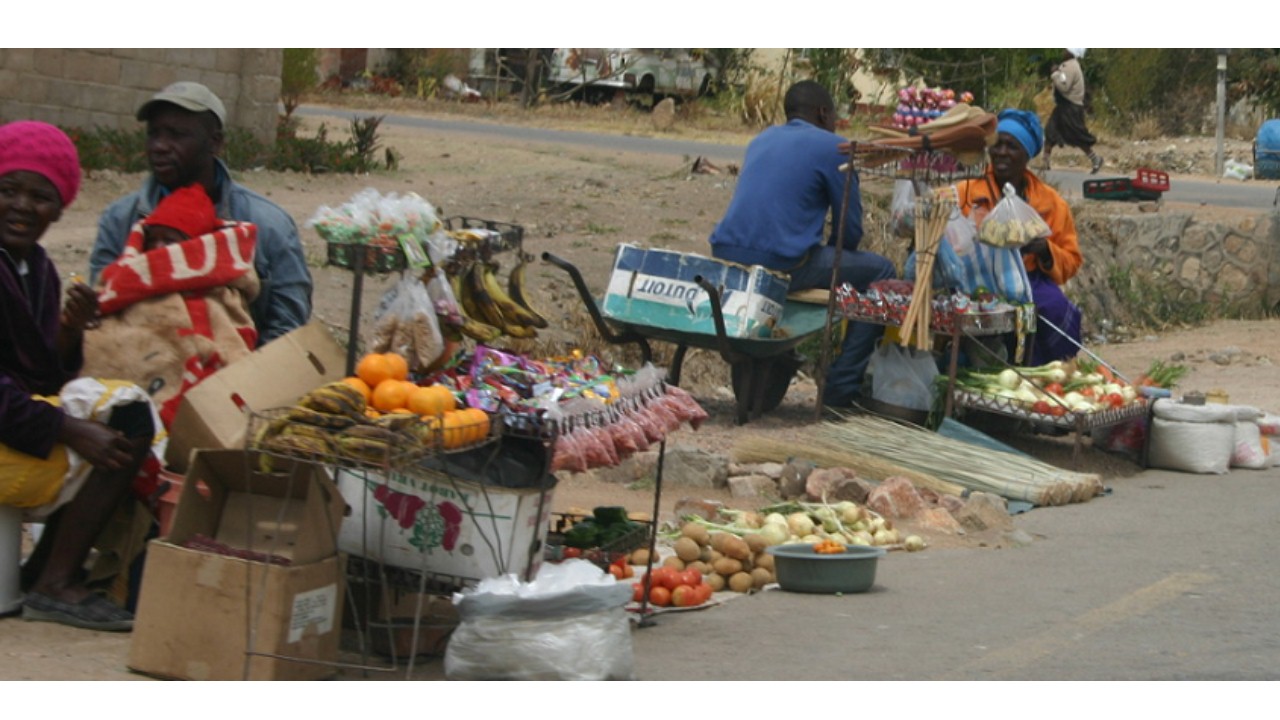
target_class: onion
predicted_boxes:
[904,535,926,552]
[787,512,815,537]
[758,522,788,547]
[997,369,1021,389]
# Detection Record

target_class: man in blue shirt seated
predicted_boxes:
[90,81,313,346]
[710,81,895,408]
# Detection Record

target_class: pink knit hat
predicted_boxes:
[0,120,82,208]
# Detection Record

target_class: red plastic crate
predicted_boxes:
[1132,167,1170,193]
[1083,177,1134,200]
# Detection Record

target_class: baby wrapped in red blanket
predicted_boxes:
[83,185,261,428]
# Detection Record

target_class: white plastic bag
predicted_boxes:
[868,343,939,412]
[444,561,634,680]
[978,182,1051,248]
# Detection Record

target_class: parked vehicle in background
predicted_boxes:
[546,49,716,104]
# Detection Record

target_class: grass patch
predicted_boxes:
[648,231,681,243]
[586,223,620,235]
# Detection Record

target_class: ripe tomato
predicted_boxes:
[1105,393,1125,409]
[1080,386,1096,399]
[680,568,703,588]
[1044,382,1064,397]
[562,547,582,560]
[671,585,695,608]
[608,564,627,581]
[649,585,672,607]
[694,583,713,605]
[1048,405,1067,417]
[1031,400,1052,415]
[661,568,685,591]
[632,582,645,603]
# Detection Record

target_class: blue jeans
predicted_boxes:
[786,246,897,406]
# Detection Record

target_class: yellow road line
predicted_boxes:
[938,571,1215,679]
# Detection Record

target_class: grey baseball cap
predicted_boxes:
[137,81,226,127]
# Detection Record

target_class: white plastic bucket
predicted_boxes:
[0,505,23,615]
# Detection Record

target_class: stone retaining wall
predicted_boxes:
[1067,206,1280,336]
[0,49,282,144]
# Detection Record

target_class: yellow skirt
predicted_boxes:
[0,395,71,509]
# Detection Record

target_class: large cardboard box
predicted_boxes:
[129,450,349,681]
[601,244,789,339]
[335,468,552,589]
[164,321,347,472]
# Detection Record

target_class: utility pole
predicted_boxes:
[1216,49,1229,177]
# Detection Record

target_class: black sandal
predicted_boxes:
[22,592,134,632]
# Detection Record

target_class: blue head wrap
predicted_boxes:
[996,109,1044,158]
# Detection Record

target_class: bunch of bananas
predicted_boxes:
[253,381,435,470]
[448,257,549,342]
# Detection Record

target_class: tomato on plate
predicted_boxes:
[649,586,672,607]
[632,582,645,603]
[680,568,703,588]
[671,585,695,608]
[562,547,582,560]
[660,568,684,591]
[608,564,627,581]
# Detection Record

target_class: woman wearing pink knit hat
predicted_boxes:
[0,120,158,631]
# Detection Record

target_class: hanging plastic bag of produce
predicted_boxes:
[444,560,634,680]
[978,182,1052,248]
[867,342,939,412]
[370,274,445,372]
[890,179,918,239]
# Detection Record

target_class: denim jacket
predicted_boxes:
[89,160,313,345]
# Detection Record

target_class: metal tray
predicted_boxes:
[951,389,1150,430]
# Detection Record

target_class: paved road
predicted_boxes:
[299,105,1280,212]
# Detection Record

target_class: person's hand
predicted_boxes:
[1022,237,1054,267]
[59,416,135,471]
[61,281,101,331]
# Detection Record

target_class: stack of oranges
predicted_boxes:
[346,352,489,450]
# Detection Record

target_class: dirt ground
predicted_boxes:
[7,101,1280,680]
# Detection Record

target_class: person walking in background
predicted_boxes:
[1043,49,1102,174]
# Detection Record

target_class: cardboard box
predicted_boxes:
[164,321,347,472]
[335,468,553,590]
[601,244,788,339]
[129,450,349,681]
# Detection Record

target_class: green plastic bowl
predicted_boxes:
[766,543,886,594]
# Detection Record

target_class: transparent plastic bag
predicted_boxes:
[890,179,918,239]
[370,275,445,372]
[868,343,939,412]
[978,182,1052,248]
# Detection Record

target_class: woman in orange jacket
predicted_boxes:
[956,109,1083,365]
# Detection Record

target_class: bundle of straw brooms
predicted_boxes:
[732,413,1104,506]
[898,188,955,350]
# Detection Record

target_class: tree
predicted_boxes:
[281,49,319,122]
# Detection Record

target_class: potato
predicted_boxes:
[705,572,726,592]
[681,522,710,547]
[720,535,752,562]
[750,567,773,589]
[709,532,731,553]
[663,555,685,570]
[753,552,775,572]
[712,557,743,577]
[686,560,709,575]
[744,533,769,555]
[630,548,651,566]
[674,537,702,563]
[728,571,754,593]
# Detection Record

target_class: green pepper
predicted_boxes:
[592,506,629,526]
[563,520,600,549]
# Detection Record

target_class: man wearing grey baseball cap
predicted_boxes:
[89,81,313,346]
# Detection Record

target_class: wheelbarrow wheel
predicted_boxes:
[731,351,803,414]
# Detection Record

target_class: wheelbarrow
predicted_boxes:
[542,252,830,424]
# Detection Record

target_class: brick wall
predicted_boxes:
[0,49,283,143]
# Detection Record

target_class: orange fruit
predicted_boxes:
[383,352,409,382]
[372,379,415,413]
[341,377,372,404]
[462,408,490,443]
[441,411,467,449]
[407,384,456,417]
[356,354,396,389]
